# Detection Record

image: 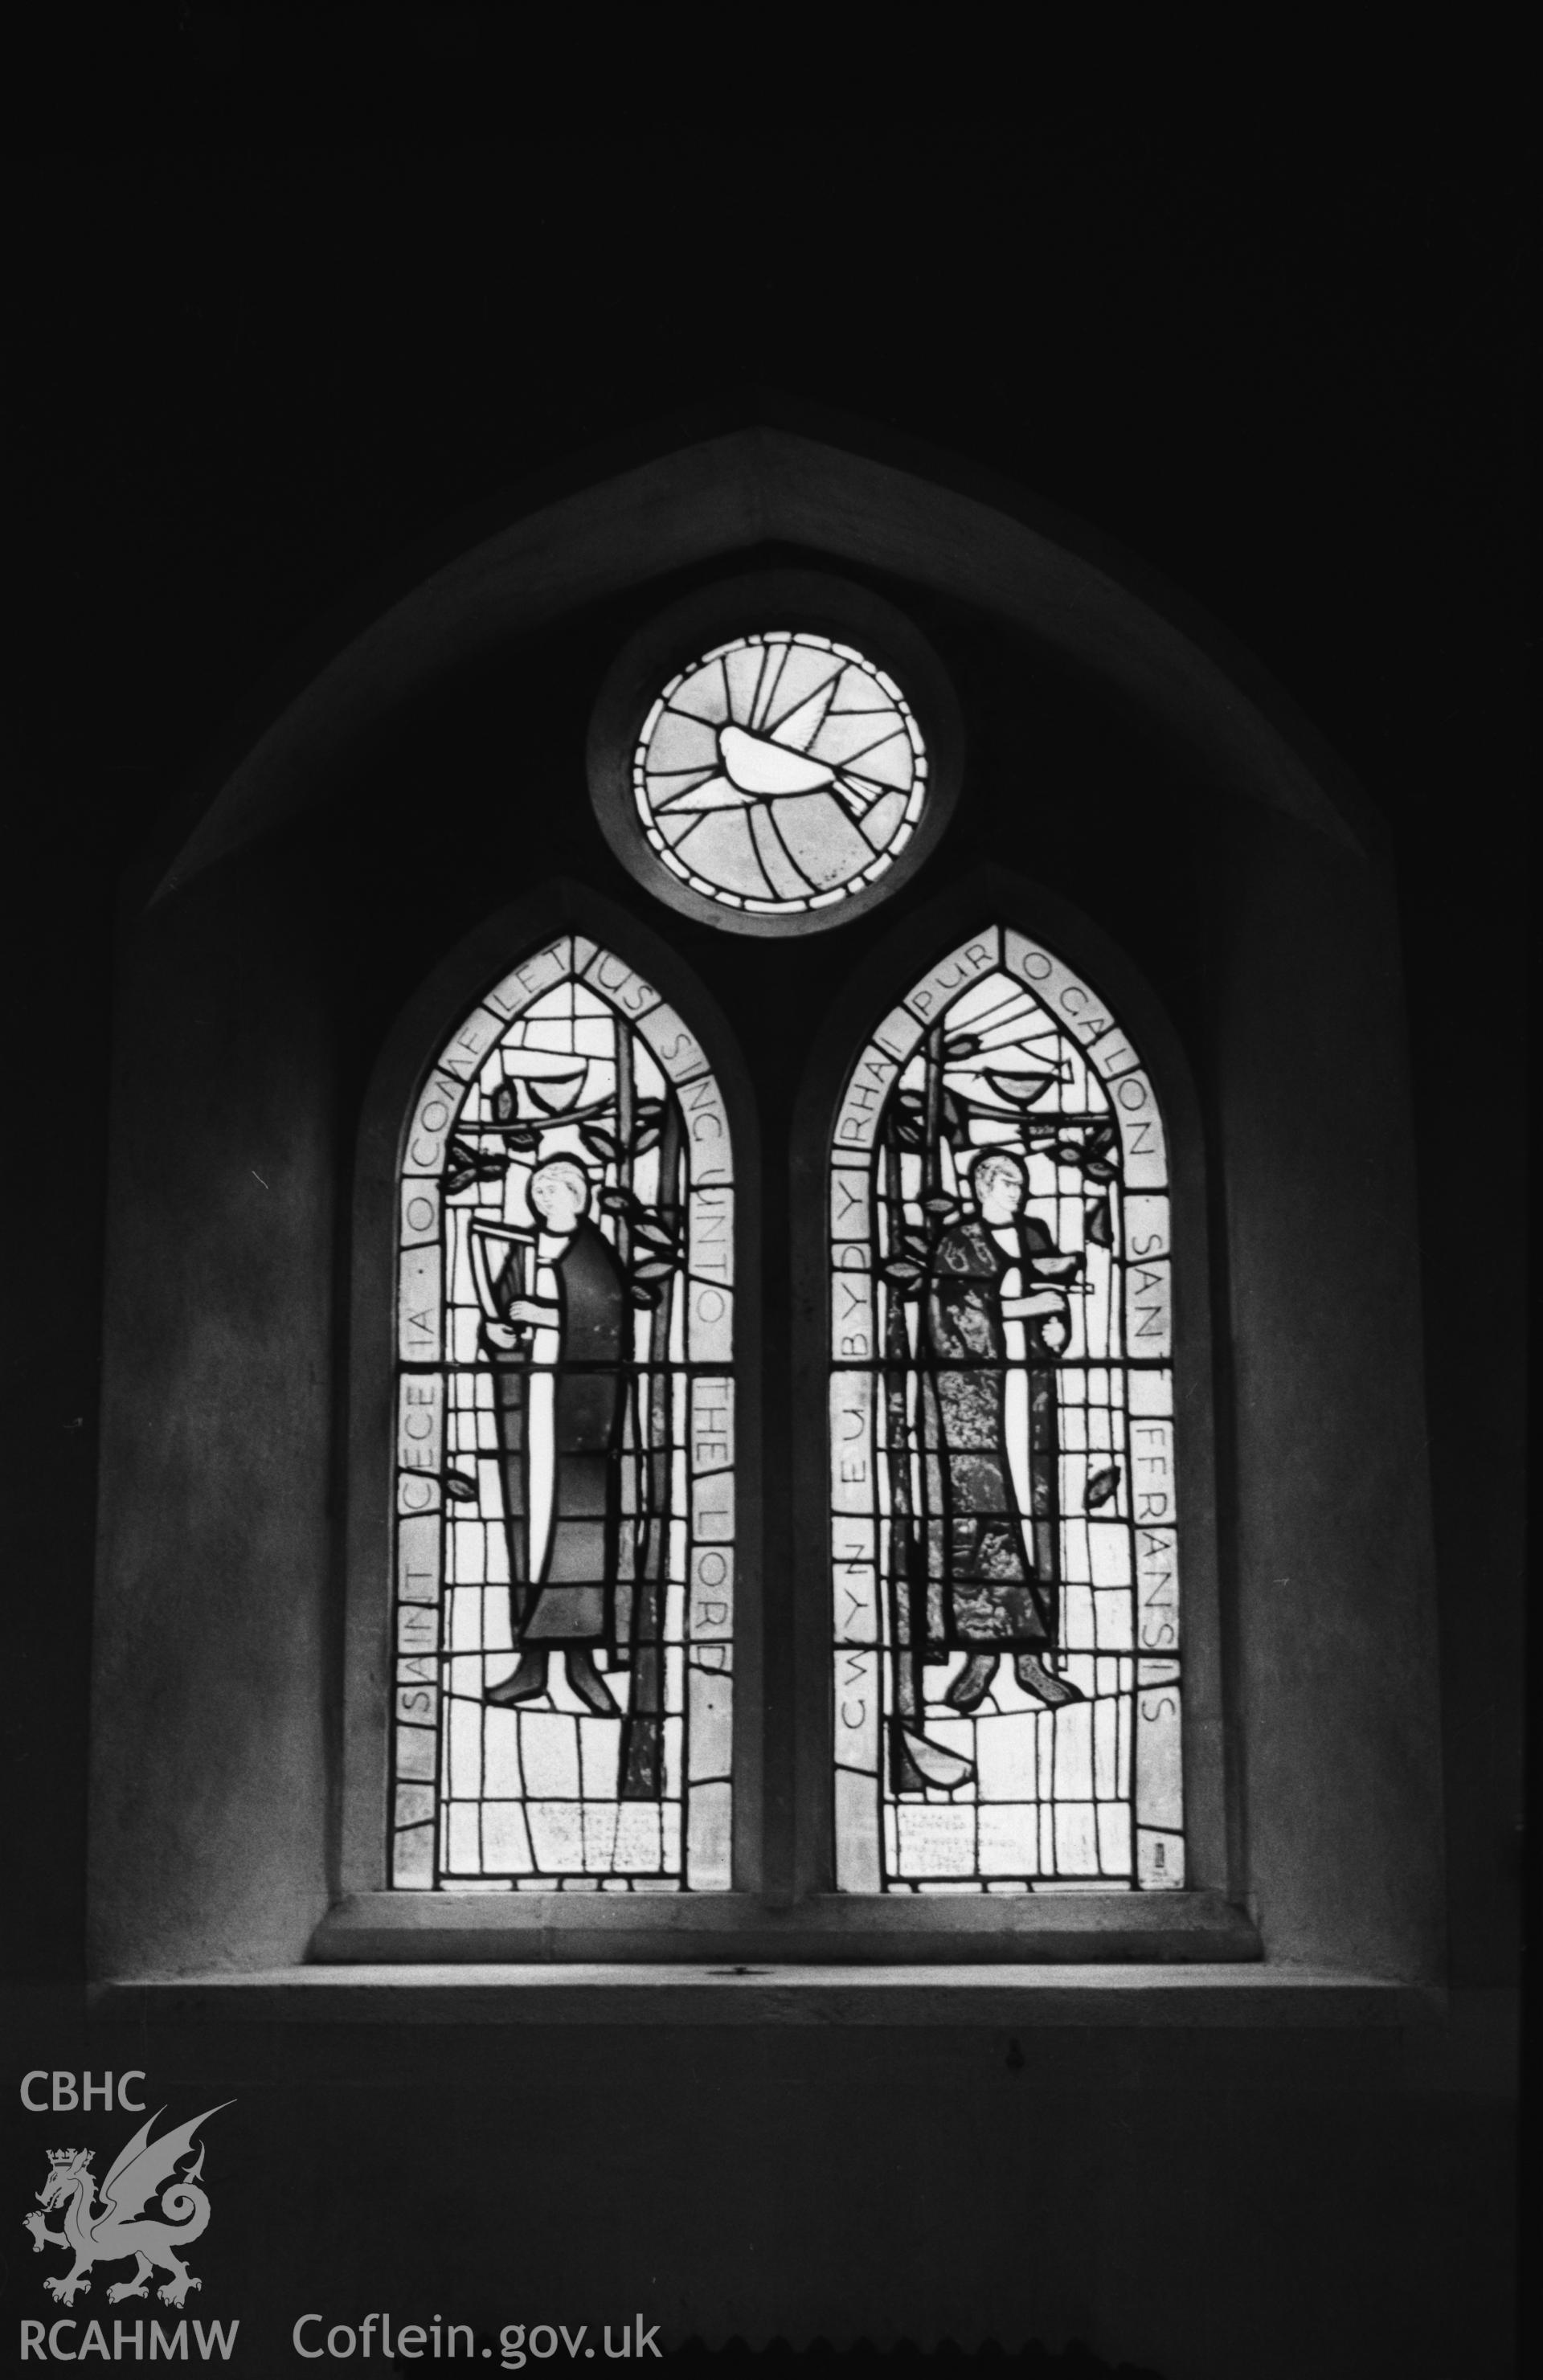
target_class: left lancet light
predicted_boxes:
[391,940,736,1891]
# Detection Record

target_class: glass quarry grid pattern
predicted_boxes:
[633,632,927,915]
[392,936,735,1891]
[829,927,1185,1894]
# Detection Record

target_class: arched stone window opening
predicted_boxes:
[83,419,1440,1987]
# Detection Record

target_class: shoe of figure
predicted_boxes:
[943,1652,1000,1714]
[485,1650,550,1706]
[1014,1652,1084,1706]
[566,1649,621,1717]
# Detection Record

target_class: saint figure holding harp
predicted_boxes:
[473,1155,627,1718]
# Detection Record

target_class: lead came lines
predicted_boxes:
[829,927,1185,1894]
[391,938,735,1893]
[635,632,927,916]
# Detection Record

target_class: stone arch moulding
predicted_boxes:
[785,868,1247,1957]
[325,881,769,1961]
[147,404,1376,911]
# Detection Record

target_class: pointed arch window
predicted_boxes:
[828,926,1183,1895]
[84,438,1430,1989]
[391,933,735,1894]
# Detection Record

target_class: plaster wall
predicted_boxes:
[1212,818,1444,1973]
[89,856,335,1973]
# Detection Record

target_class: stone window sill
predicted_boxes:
[307,1887,1261,1966]
[86,1963,1440,2027]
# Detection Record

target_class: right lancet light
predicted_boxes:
[828,926,1185,1894]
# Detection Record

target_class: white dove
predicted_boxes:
[658,722,886,824]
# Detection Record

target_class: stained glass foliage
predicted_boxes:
[633,632,927,916]
[829,928,1184,1894]
[391,937,735,1891]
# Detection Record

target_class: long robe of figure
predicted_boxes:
[919,1212,1060,1652]
[490,1217,627,1647]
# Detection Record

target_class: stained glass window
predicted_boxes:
[632,632,927,917]
[828,927,1184,1894]
[392,936,735,1891]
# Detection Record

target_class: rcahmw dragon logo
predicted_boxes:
[23,2103,233,2308]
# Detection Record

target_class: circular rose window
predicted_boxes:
[635,633,926,916]
[588,575,961,936]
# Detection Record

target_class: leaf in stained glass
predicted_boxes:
[829,930,1185,1895]
[387,943,735,1891]
[633,632,927,918]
